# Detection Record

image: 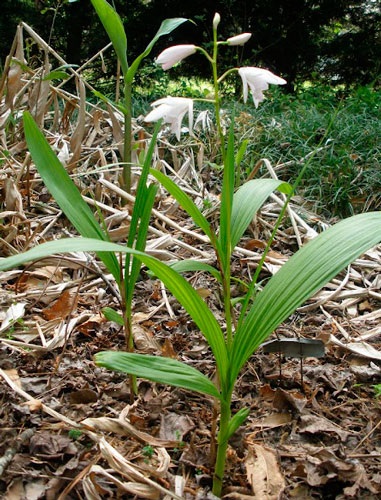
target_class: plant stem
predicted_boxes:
[123,80,133,193]
[212,396,232,497]
[211,24,225,160]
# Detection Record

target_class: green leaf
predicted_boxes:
[128,18,189,78]
[171,260,222,282]
[90,0,128,76]
[231,179,291,249]
[23,112,120,282]
[102,307,124,325]
[234,139,248,187]
[125,123,161,304]
[0,238,228,381]
[42,70,69,81]
[224,408,250,442]
[95,351,221,399]
[92,89,128,115]
[230,212,381,385]
[150,168,214,240]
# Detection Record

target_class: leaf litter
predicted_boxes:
[0,23,380,499]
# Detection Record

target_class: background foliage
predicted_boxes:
[1,0,380,88]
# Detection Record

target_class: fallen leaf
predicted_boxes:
[161,337,177,358]
[261,338,325,359]
[245,444,285,499]
[42,290,76,321]
[0,302,26,334]
[29,432,77,458]
[69,388,98,404]
[273,388,307,413]
[330,335,381,360]
[159,412,194,441]
[250,412,292,430]
[298,414,350,442]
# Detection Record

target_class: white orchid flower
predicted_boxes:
[238,67,287,108]
[227,33,252,46]
[144,97,194,140]
[194,109,213,132]
[156,44,197,70]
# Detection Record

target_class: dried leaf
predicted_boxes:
[161,337,177,358]
[159,412,194,441]
[299,414,350,442]
[330,335,381,360]
[245,444,285,499]
[273,388,307,413]
[0,302,26,334]
[42,290,76,320]
[250,412,292,429]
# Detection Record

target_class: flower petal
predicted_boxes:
[227,33,252,46]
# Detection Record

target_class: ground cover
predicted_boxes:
[0,23,380,499]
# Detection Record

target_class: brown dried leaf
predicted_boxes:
[4,178,24,214]
[245,444,285,499]
[69,77,86,169]
[298,414,350,442]
[250,412,292,429]
[273,388,307,413]
[161,337,177,358]
[134,323,161,353]
[42,290,76,320]
[76,313,105,336]
[159,412,194,441]
[69,388,98,404]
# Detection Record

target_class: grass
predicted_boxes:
[133,78,380,218]
[240,84,381,218]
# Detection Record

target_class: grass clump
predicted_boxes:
[232,85,380,217]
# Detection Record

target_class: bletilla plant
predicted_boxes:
[1,11,380,499]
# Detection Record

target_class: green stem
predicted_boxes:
[211,26,225,160]
[123,80,132,193]
[212,396,232,497]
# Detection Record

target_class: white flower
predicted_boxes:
[238,67,287,108]
[227,33,252,46]
[156,45,197,70]
[194,110,213,132]
[144,97,194,140]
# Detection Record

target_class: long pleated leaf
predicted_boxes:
[95,351,221,399]
[231,179,292,249]
[23,112,120,281]
[230,212,381,387]
[90,0,128,76]
[0,238,228,379]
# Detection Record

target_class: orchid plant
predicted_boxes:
[1,11,381,499]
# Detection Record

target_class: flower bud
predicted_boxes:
[213,13,221,30]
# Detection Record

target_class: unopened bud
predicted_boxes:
[213,13,221,30]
